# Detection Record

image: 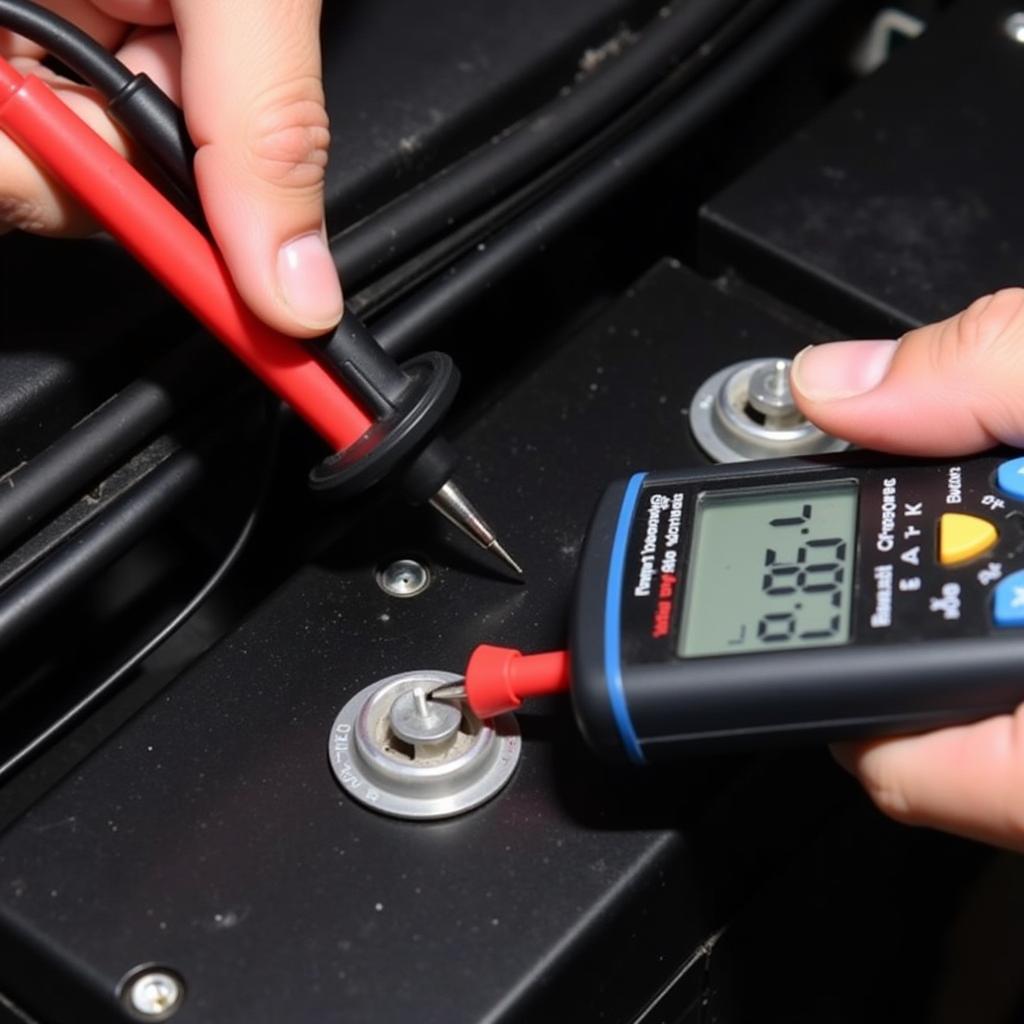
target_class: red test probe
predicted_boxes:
[0,54,521,574]
[431,646,572,718]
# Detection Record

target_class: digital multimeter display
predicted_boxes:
[678,482,859,657]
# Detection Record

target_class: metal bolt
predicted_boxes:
[1005,12,1024,42]
[389,685,462,748]
[125,970,184,1019]
[376,558,431,598]
[414,687,429,718]
[746,358,803,427]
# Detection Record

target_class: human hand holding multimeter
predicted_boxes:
[436,295,1024,851]
[791,316,1024,853]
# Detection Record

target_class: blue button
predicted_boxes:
[994,569,1024,628]
[997,456,1024,501]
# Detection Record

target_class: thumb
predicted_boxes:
[171,0,342,337]
[791,288,1024,455]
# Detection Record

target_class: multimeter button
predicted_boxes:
[938,513,998,566]
[996,456,1024,501]
[994,570,1024,628]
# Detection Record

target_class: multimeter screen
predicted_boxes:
[678,481,858,658]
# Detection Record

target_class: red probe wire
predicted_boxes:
[0,57,372,453]
[461,645,571,718]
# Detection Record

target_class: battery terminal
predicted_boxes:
[690,356,850,463]
[328,671,521,820]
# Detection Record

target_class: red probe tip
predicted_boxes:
[462,645,571,718]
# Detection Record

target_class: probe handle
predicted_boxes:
[464,645,571,718]
[0,58,373,452]
[319,312,413,416]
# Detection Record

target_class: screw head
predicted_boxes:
[122,969,184,1020]
[376,558,431,598]
[1005,12,1024,42]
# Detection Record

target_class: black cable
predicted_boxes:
[0,0,129,94]
[0,337,225,560]
[372,0,840,358]
[0,0,748,294]
[330,0,748,291]
[0,447,206,653]
[0,0,199,218]
[0,407,282,781]
[350,0,782,319]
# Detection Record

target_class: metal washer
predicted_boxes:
[328,670,521,820]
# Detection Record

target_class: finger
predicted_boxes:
[0,1,126,60]
[790,289,1024,455]
[171,0,342,337]
[834,703,1024,852]
[0,57,133,235]
[88,0,172,25]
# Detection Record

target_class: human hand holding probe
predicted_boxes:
[0,0,521,575]
[0,0,341,338]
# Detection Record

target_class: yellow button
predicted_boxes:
[939,513,998,565]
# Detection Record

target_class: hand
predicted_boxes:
[0,0,342,337]
[790,288,1024,852]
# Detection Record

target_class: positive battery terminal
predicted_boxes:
[328,670,521,820]
[690,356,850,463]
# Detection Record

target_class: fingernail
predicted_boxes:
[276,232,343,330]
[792,339,899,401]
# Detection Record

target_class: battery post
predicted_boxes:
[690,356,850,463]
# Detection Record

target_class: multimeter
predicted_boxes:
[564,449,1024,764]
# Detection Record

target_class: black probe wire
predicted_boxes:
[0,404,284,782]
[374,0,841,357]
[0,0,128,92]
[330,0,748,291]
